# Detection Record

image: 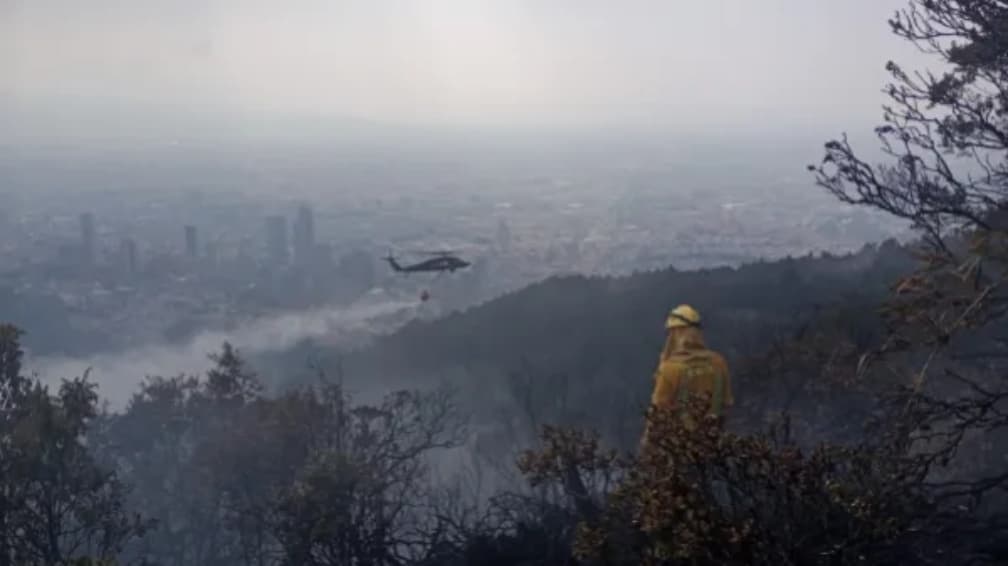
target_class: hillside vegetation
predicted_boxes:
[351,242,910,377]
[6,1,1008,564]
[263,241,913,448]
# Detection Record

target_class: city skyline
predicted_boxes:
[62,204,338,274]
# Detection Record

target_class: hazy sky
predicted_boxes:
[3,0,935,137]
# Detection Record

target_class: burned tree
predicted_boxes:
[809,0,1008,550]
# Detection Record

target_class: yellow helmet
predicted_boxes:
[665,304,701,329]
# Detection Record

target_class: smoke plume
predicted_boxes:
[25,296,419,411]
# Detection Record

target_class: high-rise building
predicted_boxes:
[265,215,289,264]
[120,238,138,274]
[184,225,198,258]
[80,212,96,265]
[293,204,315,264]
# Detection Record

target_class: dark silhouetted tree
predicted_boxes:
[810,0,1008,529]
[0,324,148,566]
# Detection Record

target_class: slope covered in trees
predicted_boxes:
[269,240,916,447]
[347,241,911,378]
[354,244,893,363]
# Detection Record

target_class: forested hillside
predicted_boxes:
[348,240,911,377]
[261,240,915,446]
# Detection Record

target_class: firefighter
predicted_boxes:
[642,304,733,446]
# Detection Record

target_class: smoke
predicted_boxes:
[25,295,420,412]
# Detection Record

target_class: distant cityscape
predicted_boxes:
[75,204,327,281]
[0,141,911,357]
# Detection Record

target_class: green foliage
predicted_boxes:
[318,242,913,451]
[205,341,263,404]
[96,343,467,566]
[518,398,961,566]
[355,243,910,377]
[0,324,148,566]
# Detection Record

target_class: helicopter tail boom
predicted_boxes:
[383,254,404,271]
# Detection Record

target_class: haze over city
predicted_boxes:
[6,2,1003,563]
[5,0,932,141]
[2,0,927,400]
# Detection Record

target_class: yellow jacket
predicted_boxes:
[650,347,733,417]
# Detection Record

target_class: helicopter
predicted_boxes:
[383,249,471,275]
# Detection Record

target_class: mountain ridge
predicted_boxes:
[277,239,915,401]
